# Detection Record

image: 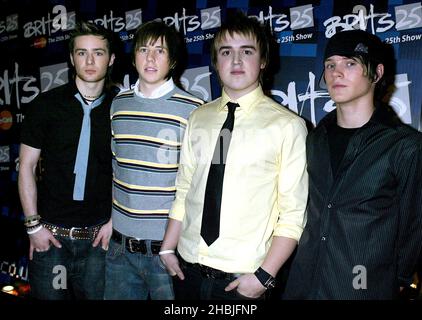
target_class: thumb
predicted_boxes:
[176,268,185,280]
[92,233,101,247]
[50,236,62,248]
[29,245,34,260]
[225,279,240,292]
[101,236,109,251]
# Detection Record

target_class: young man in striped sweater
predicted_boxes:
[104,21,203,300]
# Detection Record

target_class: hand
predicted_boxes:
[92,219,112,250]
[29,227,61,260]
[160,252,185,280]
[224,273,266,299]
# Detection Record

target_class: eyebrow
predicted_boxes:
[74,48,107,52]
[139,45,168,49]
[218,45,257,51]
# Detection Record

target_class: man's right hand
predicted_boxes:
[28,227,62,260]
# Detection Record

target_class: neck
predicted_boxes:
[223,82,260,101]
[138,79,168,97]
[336,103,375,128]
[75,77,104,100]
[83,94,100,99]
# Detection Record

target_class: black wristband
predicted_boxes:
[254,267,276,289]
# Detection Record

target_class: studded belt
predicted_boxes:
[42,222,103,240]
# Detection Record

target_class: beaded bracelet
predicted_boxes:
[24,214,41,224]
[24,219,41,228]
[26,222,41,231]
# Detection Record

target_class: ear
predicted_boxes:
[260,61,266,70]
[70,53,75,67]
[109,53,116,67]
[374,63,384,83]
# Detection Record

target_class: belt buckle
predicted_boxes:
[128,238,137,253]
[200,265,213,279]
[69,227,82,240]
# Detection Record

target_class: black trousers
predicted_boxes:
[173,256,264,300]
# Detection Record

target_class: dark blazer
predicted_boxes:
[284,106,422,300]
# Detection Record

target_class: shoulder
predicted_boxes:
[189,97,220,118]
[260,96,307,130]
[25,83,74,116]
[168,87,204,108]
[395,125,422,150]
[35,83,73,104]
[114,88,135,100]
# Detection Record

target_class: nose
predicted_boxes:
[146,49,155,62]
[86,53,94,65]
[331,65,344,77]
[232,51,242,65]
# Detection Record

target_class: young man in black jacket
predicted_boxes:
[284,30,422,300]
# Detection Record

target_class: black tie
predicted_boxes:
[201,102,238,246]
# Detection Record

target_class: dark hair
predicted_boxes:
[321,29,388,95]
[132,20,184,80]
[211,11,269,79]
[69,20,115,55]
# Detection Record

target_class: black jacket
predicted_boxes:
[284,106,422,300]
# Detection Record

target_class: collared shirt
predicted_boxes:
[170,85,308,273]
[20,82,115,227]
[134,78,175,99]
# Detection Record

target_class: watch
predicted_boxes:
[254,267,276,289]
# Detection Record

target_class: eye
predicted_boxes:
[220,50,231,56]
[243,49,253,55]
[346,61,357,67]
[325,63,334,70]
[77,51,85,56]
[138,47,148,54]
[156,48,165,54]
[95,51,104,56]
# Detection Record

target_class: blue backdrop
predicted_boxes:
[1,0,421,291]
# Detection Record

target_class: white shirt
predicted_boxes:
[134,78,175,99]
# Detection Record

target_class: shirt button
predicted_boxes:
[327,203,332,209]
[321,236,326,241]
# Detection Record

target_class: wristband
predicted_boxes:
[24,214,41,223]
[25,220,41,227]
[158,249,175,256]
[27,225,43,235]
[254,267,276,289]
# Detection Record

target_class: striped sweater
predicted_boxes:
[110,86,203,239]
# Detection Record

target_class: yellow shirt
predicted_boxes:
[170,86,308,273]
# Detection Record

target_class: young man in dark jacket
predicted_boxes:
[284,30,422,300]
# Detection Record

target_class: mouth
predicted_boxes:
[144,67,157,72]
[85,69,96,75]
[332,84,346,89]
[230,70,244,75]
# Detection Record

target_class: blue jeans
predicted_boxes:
[29,237,106,300]
[104,238,174,300]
